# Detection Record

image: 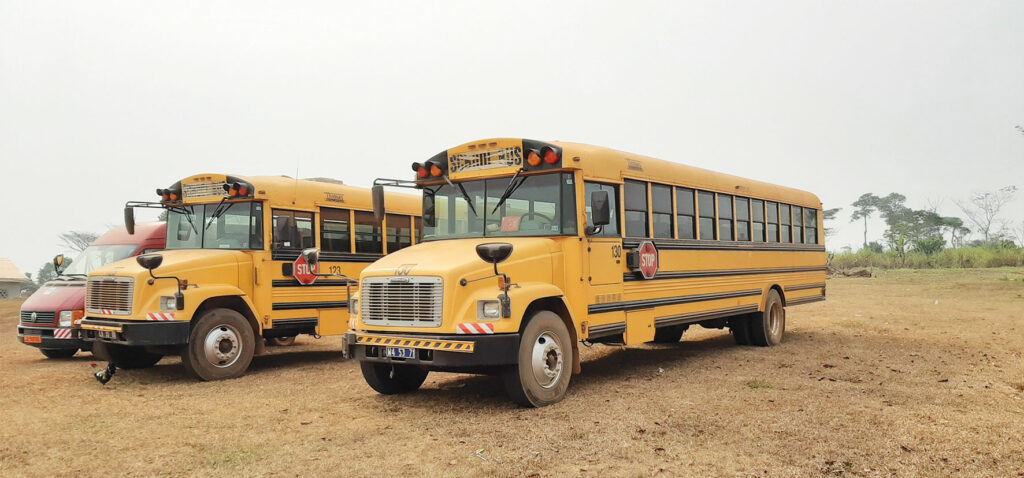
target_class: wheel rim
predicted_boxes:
[769,303,783,336]
[530,331,564,389]
[203,323,242,368]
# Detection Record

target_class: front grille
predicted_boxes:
[182,181,227,199]
[361,276,442,327]
[86,276,134,315]
[20,311,55,325]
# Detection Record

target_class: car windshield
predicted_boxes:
[165,201,264,250]
[62,244,139,276]
[422,172,577,241]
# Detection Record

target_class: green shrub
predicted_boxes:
[831,246,1024,270]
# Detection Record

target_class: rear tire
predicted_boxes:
[749,289,785,346]
[652,325,686,343]
[40,348,78,359]
[730,314,753,346]
[267,336,296,346]
[502,311,572,407]
[360,362,428,394]
[181,308,255,381]
[92,342,162,369]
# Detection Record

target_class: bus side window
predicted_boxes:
[805,208,818,244]
[751,199,765,242]
[584,182,619,237]
[718,194,734,241]
[623,180,648,237]
[735,197,750,241]
[676,187,696,239]
[386,214,412,252]
[321,207,351,253]
[651,183,673,238]
[792,206,804,243]
[780,204,792,242]
[353,210,383,254]
[766,201,779,242]
[697,190,715,240]
[272,210,314,251]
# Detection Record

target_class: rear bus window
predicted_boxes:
[651,183,673,238]
[624,180,649,237]
[698,190,715,240]
[805,208,818,244]
[676,187,696,240]
[793,206,804,243]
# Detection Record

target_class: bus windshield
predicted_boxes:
[423,172,576,241]
[62,244,139,276]
[166,201,264,250]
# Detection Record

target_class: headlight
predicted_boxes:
[349,298,359,316]
[477,300,500,321]
[160,296,177,312]
[58,311,73,327]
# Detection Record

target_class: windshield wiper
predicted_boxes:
[490,168,526,214]
[168,205,199,234]
[204,198,231,231]
[444,176,478,217]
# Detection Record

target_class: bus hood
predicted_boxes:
[21,279,85,312]
[88,249,251,281]
[363,238,558,282]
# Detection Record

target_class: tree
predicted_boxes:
[823,207,842,238]
[954,186,1018,243]
[36,262,58,285]
[849,193,880,249]
[58,231,99,253]
[21,272,38,295]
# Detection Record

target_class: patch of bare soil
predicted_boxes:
[1,268,1022,477]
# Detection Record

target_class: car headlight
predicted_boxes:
[477,300,501,321]
[58,310,73,327]
[160,296,177,312]
[349,297,359,316]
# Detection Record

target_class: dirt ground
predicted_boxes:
[1,268,1023,477]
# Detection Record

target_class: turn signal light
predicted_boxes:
[497,276,506,290]
[527,150,541,167]
[430,164,442,177]
[542,147,558,165]
[156,188,170,201]
[417,166,428,179]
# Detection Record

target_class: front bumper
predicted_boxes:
[345,331,520,368]
[18,325,85,350]
[78,317,189,346]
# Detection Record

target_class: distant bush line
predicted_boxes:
[830,245,1024,269]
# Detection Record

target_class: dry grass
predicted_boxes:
[1,268,1023,477]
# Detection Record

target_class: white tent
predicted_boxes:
[0,258,29,299]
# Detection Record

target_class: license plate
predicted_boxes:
[385,347,416,359]
[24,336,41,344]
[98,330,117,340]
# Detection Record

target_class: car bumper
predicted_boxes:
[345,331,519,368]
[18,325,86,350]
[78,318,190,346]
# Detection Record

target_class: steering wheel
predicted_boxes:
[520,211,555,224]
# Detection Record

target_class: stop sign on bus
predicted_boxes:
[292,255,319,285]
[637,240,658,279]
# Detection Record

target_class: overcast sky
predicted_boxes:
[2,1,1022,277]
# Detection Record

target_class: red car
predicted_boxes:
[18,223,165,358]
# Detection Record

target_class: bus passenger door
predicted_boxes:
[583,182,625,336]
[265,209,321,333]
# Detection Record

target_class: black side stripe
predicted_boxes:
[624,266,828,282]
[588,289,762,314]
[622,238,825,253]
[272,301,349,311]
[271,251,383,263]
[785,283,826,292]
[787,295,826,306]
[587,322,626,338]
[272,279,356,288]
[654,305,760,328]
[271,318,319,328]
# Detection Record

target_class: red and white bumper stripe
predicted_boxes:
[455,322,494,334]
[53,328,73,339]
[146,313,175,321]
[100,309,113,315]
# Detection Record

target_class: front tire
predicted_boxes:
[749,289,785,346]
[181,308,255,381]
[92,342,163,369]
[40,348,78,359]
[502,311,572,407]
[360,362,428,394]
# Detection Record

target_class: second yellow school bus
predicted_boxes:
[347,139,826,406]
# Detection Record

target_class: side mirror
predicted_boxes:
[176,220,192,241]
[301,247,321,266]
[423,192,436,227]
[136,253,163,271]
[475,242,513,265]
[124,206,136,235]
[52,254,64,276]
[590,190,610,226]
[372,185,385,224]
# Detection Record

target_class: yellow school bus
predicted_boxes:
[347,139,825,406]
[78,174,420,380]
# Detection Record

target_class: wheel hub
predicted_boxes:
[530,332,564,389]
[203,324,242,368]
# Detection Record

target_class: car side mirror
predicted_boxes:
[124,206,136,235]
[586,190,610,235]
[301,247,320,266]
[136,253,163,270]
[52,254,64,276]
[475,243,513,266]
[372,185,385,224]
